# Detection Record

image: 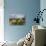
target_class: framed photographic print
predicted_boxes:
[9,14,26,25]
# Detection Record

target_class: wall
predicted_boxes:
[40,0,46,27]
[0,0,4,42]
[4,0,40,42]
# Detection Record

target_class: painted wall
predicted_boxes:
[40,0,46,27]
[4,0,40,42]
[0,0,4,42]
